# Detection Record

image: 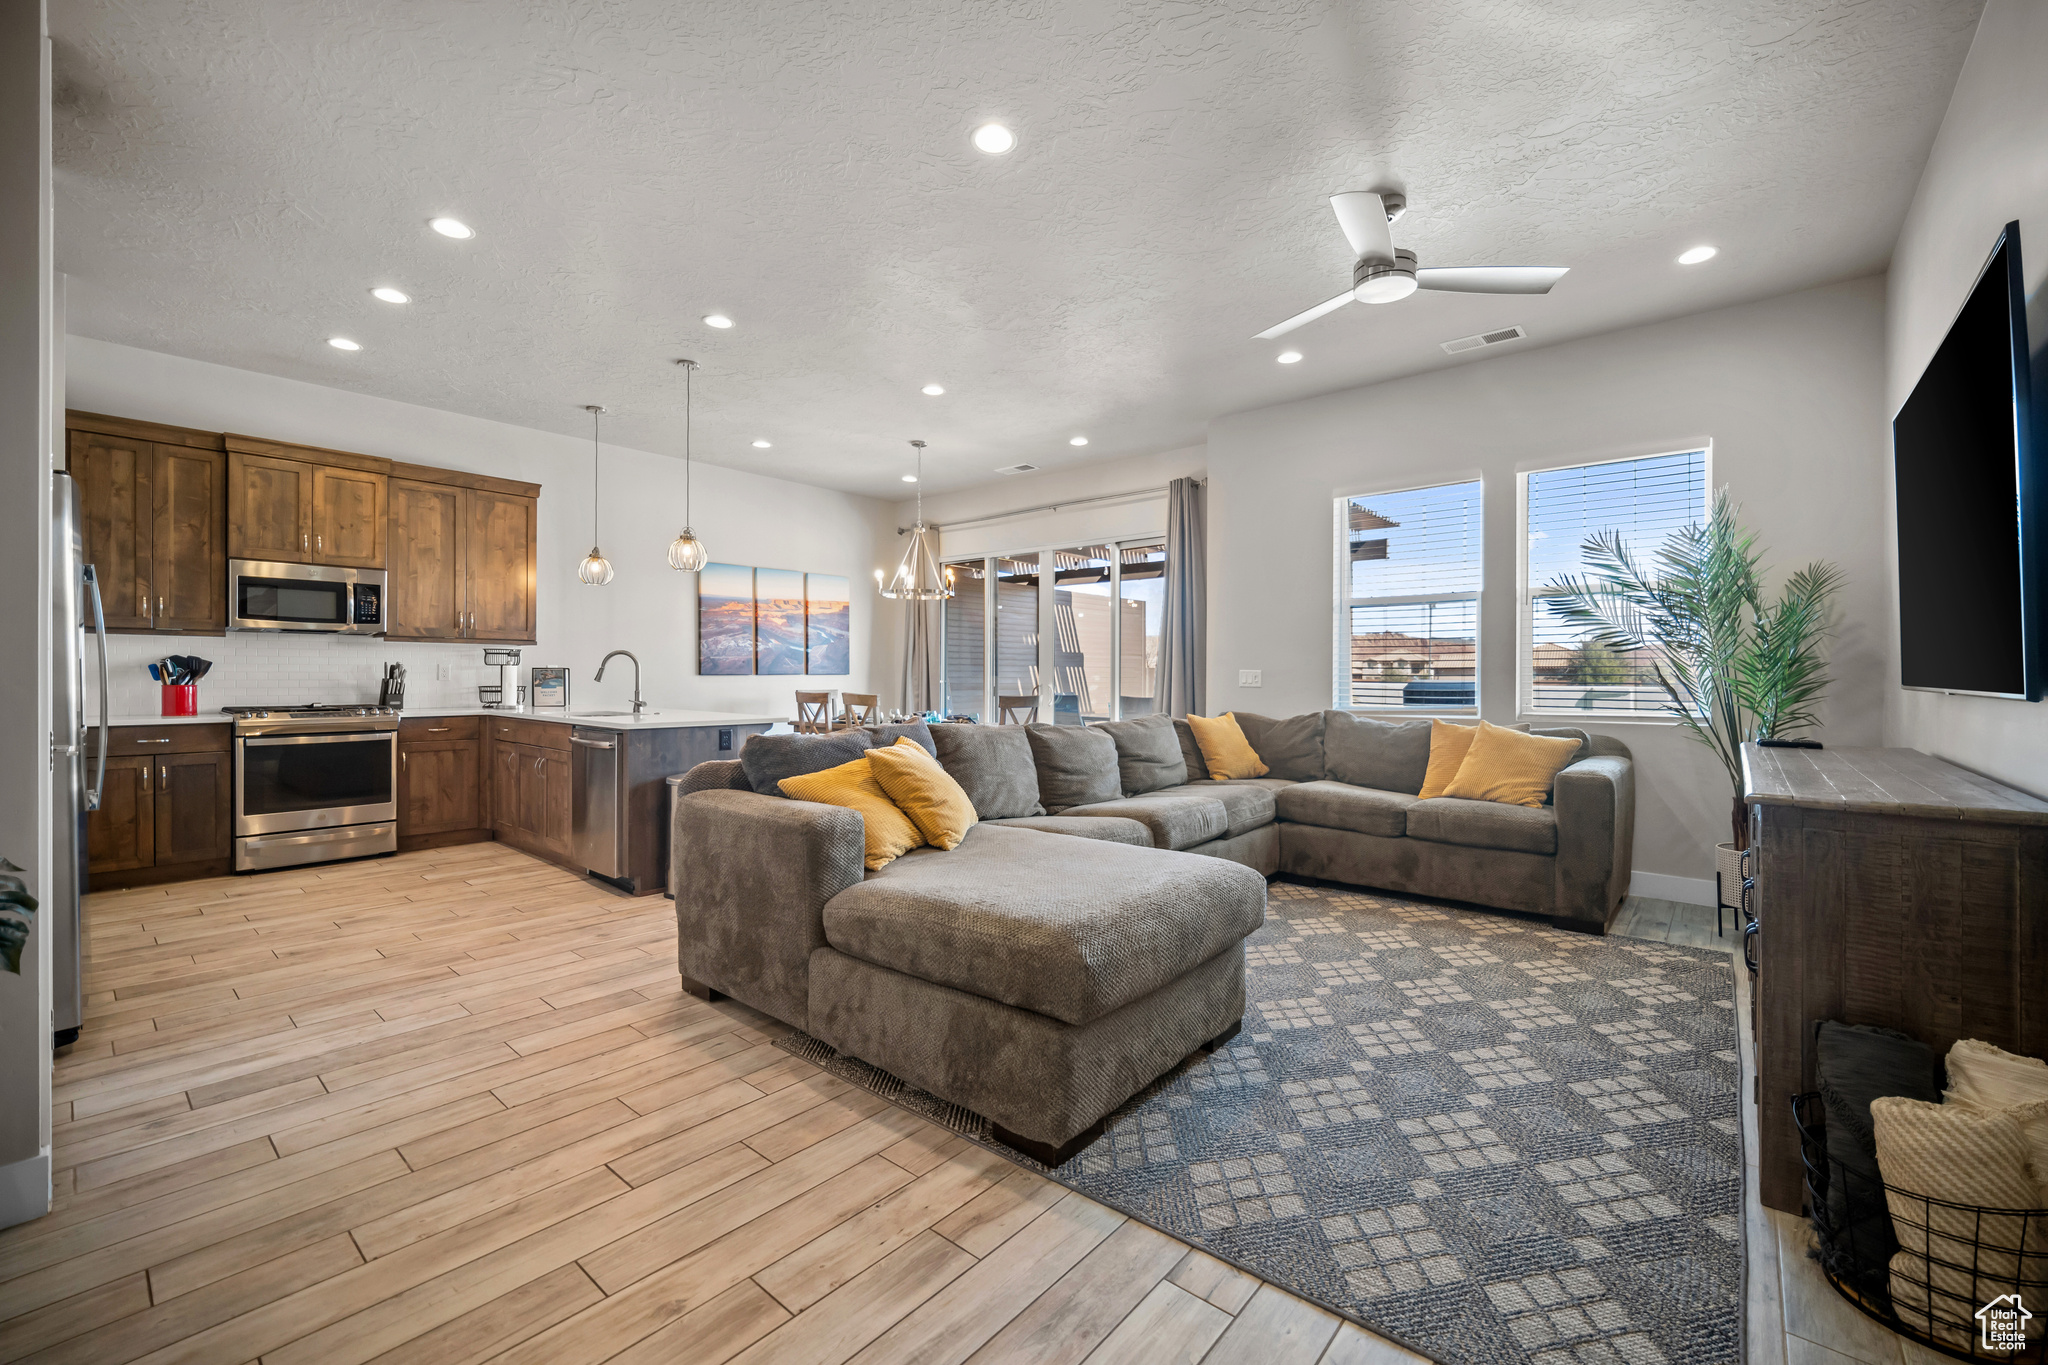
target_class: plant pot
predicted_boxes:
[1715,841,1751,915]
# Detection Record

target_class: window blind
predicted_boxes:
[1339,480,1483,710]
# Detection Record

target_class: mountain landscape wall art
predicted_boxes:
[805,574,850,675]
[698,563,756,675]
[755,568,807,675]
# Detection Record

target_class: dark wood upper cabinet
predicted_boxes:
[228,451,315,562]
[311,464,387,567]
[68,428,154,631]
[151,445,228,632]
[155,751,232,866]
[465,487,537,643]
[387,479,467,640]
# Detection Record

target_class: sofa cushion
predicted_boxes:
[1442,721,1583,809]
[822,823,1267,1026]
[1155,781,1277,838]
[931,725,1044,819]
[1172,718,1210,781]
[1417,720,1480,800]
[1324,712,1431,794]
[864,720,937,756]
[1233,711,1326,782]
[1092,713,1188,795]
[779,756,927,870]
[1275,780,1418,838]
[1406,797,1558,855]
[867,738,978,850]
[1025,724,1122,812]
[984,815,1152,846]
[1184,713,1268,780]
[1513,724,1592,767]
[740,729,875,797]
[1059,794,1230,850]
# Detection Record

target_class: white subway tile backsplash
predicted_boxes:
[91,633,531,715]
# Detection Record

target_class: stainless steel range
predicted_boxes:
[225,705,401,872]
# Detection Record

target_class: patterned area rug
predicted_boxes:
[776,880,1743,1365]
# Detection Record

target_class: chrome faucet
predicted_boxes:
[594,650,647,715]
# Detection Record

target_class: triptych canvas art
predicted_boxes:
[698,563,850,675]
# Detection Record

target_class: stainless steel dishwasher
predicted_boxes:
[569,727,625,879]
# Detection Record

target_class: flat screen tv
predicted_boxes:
[1893,221,2043,700]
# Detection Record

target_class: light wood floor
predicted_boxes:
[1,843,1427,1365]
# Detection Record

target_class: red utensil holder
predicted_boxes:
[161,684,197,716]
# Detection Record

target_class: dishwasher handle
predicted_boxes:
[569,736,615,749]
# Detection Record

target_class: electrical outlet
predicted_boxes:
[719,728,734,751]
[1239,670,1262,687]
[435,662,452,682]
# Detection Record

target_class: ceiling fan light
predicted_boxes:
[667,528,708,572]
[1354,273,1418,304]
[579,548,615,585]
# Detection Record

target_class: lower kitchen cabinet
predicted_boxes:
[87,728,234,889]
[492,738,571,860]
[397,716,488,851]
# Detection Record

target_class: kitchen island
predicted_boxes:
[90,706,784,892]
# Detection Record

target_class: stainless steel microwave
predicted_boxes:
[228,559,386,634]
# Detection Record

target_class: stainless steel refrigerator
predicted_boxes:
[51,470,108,1047]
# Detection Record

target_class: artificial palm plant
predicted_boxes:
[1543,489,1842,849]
[1,858,35,976]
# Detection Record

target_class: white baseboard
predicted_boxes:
[1628,871,1716,908]
[0,1148,50,1231]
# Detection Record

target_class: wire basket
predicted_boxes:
[1793,1092,2047,1360]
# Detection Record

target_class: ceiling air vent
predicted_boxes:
[1440,325,1527,355]
[995,463,1038,475]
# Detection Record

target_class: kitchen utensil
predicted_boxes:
[148,664,161,683]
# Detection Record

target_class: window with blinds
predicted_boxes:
[1335,480,1483,711]
[1524,448,1708,714]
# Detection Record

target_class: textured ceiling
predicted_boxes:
[52,0,1981,496]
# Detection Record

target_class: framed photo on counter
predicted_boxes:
[531,667,569,709]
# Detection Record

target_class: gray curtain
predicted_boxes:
[1157,476,1206,717]
[901,598,941,714]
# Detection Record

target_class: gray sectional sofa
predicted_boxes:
[669,710,1634,1162]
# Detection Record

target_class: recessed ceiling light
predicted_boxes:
[901,474,918,483]
[922,384,945,396]
[751,439,772,448]
[1069,436,1088,446]
[428,217,473,239]
[327,337,362,351]
[1677,245,1717,265]
[971,123,1015,155]
[1276,350,1303,364]
[370,287,410,304]
[703,314,734,329]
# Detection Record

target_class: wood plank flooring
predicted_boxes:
[1,843,1426,1365]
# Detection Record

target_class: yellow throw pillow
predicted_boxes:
[1185,713,1269,780]
[866,738,979,851]
[1442,720,1583,808]
[779,756,926,870]
[1416,720,1479,800]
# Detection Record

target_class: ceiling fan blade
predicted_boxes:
[1329,192,1394,263]
[1253,290,1356,340]
[1414,266,1568,295]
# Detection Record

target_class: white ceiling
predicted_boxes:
[52,0,1981,497]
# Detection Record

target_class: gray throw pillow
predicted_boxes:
[1024,724,1122,812]
[1092,713,1187,795]
[738,729,875,797]
[931,725,1044,819]
[1324,711,1432,794]
[864,720,937,756]
[1232,711,1326,782]
[1172,718,1210,781]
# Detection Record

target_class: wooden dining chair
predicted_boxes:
[794,692,833,734]
[839,693,880,728]
[997,694,1039,725]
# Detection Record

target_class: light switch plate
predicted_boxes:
[1239,669,1262,687]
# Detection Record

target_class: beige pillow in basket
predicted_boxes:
[1946,1038,2048,1202]
[1871,1096,2045,1352]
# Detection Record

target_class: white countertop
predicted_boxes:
[107,707,787,730]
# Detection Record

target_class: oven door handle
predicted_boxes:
[242,732,399,748]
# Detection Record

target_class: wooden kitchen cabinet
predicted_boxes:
[155,751,233,866]
[387,467,538,644]
[226,436,391,567]
[398,717,485,847]
[87,757,155,875]
[85,725,235,887]
[66,414,228,635]
[489,738,571,859]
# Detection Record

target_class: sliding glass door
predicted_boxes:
[941,558,988,722]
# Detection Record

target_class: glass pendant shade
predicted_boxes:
[579,547,615,585]
[580,405,612,586]
[667,528,708,571]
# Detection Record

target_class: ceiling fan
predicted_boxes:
[1254,191,1568,340]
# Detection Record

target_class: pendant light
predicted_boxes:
[877,440,953,600]
[578,405,615,585]
[667,359,709,571]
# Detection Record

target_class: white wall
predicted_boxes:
[913,445,1207,562]
[66,338,904,720]
[1883,0,2048,795]
[1207,278,1892,892]
[1,0,54,1230]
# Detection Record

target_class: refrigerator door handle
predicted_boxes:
[83,564,109,812]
